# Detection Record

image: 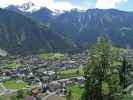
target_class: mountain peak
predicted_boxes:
[19,1,35,10]
[6,1,40,13]
[18,1,41,12]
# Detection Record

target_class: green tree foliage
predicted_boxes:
[10,95,17,100]
[16,90,24,100]
[119,57,131,95]
[83,36,122,100]
[120,57,127,90]
[66,90,72,100]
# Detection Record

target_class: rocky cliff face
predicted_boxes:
[0,9,77,54]
[5,5,133,51]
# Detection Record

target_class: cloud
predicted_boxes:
[0,0,26,7]
[0,0,128,10]
[0,0,53,7]
[39,0,85,10]
[96,0,128,9]
[0,0,86,10]
[51,1,86,10]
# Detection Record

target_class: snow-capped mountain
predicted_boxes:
[6,1,66,15]
[18,1,41,12]
[52,9,66,16]
[3,4,133,52]
[6,1,42,13]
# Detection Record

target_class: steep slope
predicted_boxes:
[6,5,133,49]
[27,8,133,49]
[50,9,133,48]
[31,7,53,23]
[0,9,76,54]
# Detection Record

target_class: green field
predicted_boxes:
[3,80,28,89]
[2,61,19,69]
[40,53,64,60]
[5,62,18,69]
[67,84,83,100]
[57,68,84,79]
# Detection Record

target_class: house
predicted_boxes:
[48,81,61,92]
[44,95,64,100]
[24,96,36,100]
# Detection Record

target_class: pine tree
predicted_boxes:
[83,36,112,100]
[120,57,127,89]
[66,90,72,100]
[119,57,130,94]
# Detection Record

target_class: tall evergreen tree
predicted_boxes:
[119,57,131,94]
[120,57,127,90]
[83,36,112,100]
[66,90,72,100]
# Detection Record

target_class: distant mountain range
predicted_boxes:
[1,1,133,54]
[0,8,76,54]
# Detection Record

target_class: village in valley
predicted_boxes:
[0,49,133,100]
[0,52,87,100]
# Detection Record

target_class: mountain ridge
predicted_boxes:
[0,9,77,54]
[4,6,133,53]
[31,8,133,49]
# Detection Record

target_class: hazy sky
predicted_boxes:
[0,0,132,11]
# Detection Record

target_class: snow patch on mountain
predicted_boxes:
[17,1,41,12]
[0,48,7,57]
